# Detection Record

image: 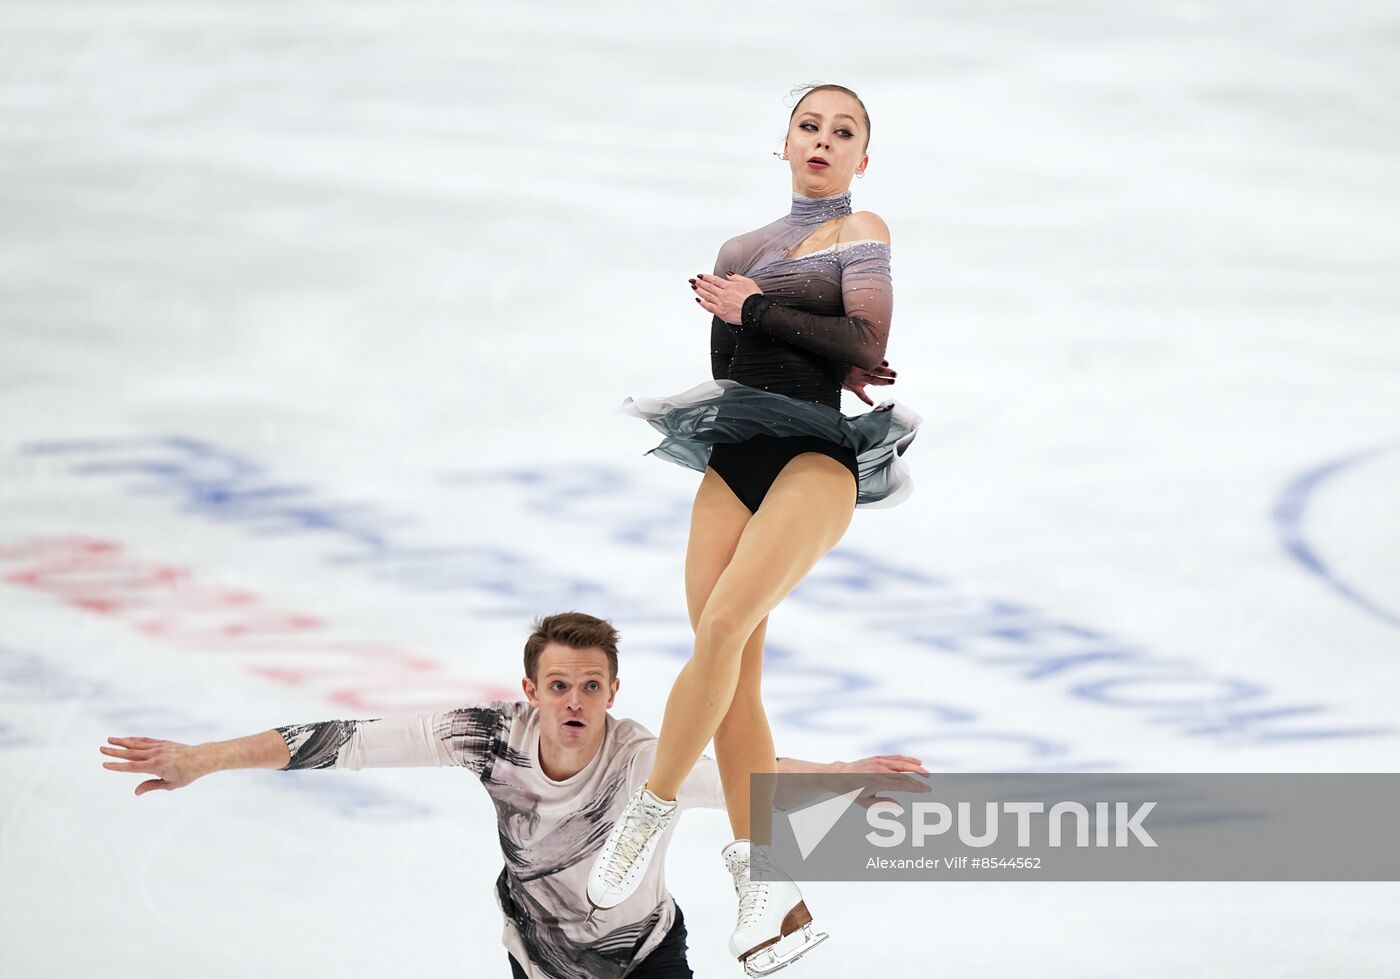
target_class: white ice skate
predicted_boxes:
[722,839,829,976]
[586,785,678,911]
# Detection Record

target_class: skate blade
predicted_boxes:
[743,926,830,977]
[584,893,618,919]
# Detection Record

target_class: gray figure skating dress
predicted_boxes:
[622,189,921,509]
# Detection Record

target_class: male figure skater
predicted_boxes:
[100,611,927,978]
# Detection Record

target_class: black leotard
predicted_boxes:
[704,189,893,511]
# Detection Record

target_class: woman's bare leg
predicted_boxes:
[646,453,856,805]
[714,616,772,840]
[684,468,753,630]
[681,469,775,839]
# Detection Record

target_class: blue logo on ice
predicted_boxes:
[788,788,863,858]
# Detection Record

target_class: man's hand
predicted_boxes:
[844,360,897,406]
[834,754,930,810]
[691,271,762,325]
[100,737,209,796]
[832,754,926,776]
[773,754,931,812]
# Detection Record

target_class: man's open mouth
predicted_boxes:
[563,720,586,728]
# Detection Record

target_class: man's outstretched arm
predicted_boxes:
[100,732,289,796]
[678,753,930,810]
[776,754,928,776]
[100,703,522,796]
[770,754,932,814]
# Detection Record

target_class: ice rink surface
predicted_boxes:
[2,2,1398,976]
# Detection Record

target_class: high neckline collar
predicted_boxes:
[788,189,852,226]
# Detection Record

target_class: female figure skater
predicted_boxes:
[586,83,920,975]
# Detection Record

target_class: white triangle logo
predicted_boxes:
[787,788,863,860]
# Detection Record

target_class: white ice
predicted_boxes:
[2,2,1398,976]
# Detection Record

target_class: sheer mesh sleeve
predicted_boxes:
[741,241,892,370]
[710,315,735,380]
[710,240,740,379]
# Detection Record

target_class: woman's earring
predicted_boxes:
[856,170,865,179]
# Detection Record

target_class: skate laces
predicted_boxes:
[735,878,769,928]
[728,845,777,929]
[600,793,672,888]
